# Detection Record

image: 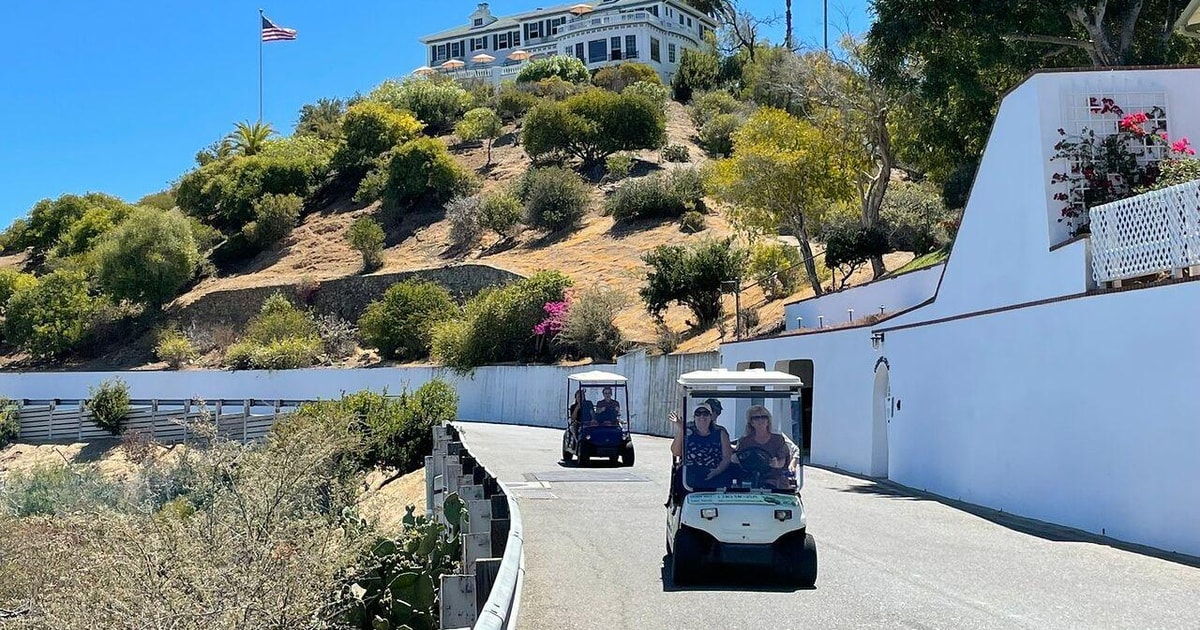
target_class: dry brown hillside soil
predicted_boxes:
[3,101,919,368]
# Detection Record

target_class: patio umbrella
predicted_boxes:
[440,59,465,70]
[471,53,497,64]
[507,49,531,62]
[569,3,594,15]
[412,66,435,76]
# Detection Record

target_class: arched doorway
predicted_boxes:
[871,359,891,478]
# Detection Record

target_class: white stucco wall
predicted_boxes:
[784,265,943,332]
[883,279,1200,557]
[720,328,879,474]
[0,351,717,439]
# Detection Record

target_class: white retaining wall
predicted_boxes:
[0,351,718,439]
[783,265,943,332]
[883,280,1200,557]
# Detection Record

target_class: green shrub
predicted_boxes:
[176,137,334,232]
[89,377,131,435]
[522,89,667,164]
[295,97,346,141]
[688,91,741,129]
[880,181,952,255]
[495,82,538,120]
[3,269,97,359]
[332,101,424,178]
[347,215,386,271]
[942,161,978,210]
[640,237,747,329]
[0,397,17,449]
[747,240,803,301]
[699,113,741,157]
[9,193,128,260]
[368,76,470,133]
[445,195,483,248]
[479,192,523,238]
[0,269,37,313]
[661,144,690,163]
[314,312,358,359]
[1147,157,1200,191]
[242,193,302,249]
[516,55,590,84]
[592,63,661,92]
[624,81,669,109]
[455,107,503,164]
[0,463,121,517]
[557,286,628,361]
[359,280,459,361]
[821,207,892,288]
[432,271,571,371]
[52,199,133,259]
[521,76,583,101]
[679,210,707,233]
[369,138,479,218]
[605,153,634,181]
[672,48,720,102]
[155,329,198,369]
[224,292,323,369]
[606,168,704,221]
[0,218,28,254]
[93,208,200,308]
[517,167,591,231]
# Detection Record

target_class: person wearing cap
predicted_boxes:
[595,386,620,425]
[669,401,732,488]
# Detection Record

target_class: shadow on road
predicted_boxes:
[823,465,1200,570]
[658,556,816,594]
[557,459,628,469]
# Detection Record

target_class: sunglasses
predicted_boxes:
[749,414,770,421]
[694,409,712,417]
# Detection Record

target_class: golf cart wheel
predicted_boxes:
[562,448,573,463]
[621,444,635,467]
[671,528,704,586]
[609,455,619,464]
[775,532,818,587]
[577,443,590,467]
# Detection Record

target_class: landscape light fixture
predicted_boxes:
[871,331,885,350]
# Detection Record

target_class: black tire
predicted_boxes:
[609,455,619,464]
[621,445,636,467]
[577,443,590,467]
[562,448,573,462]
[775,532,818,587]
[671,528,703,586]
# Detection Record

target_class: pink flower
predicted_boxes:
[1171,137,1194,156]
[1118,112,1149,135]
[533,300,570,336]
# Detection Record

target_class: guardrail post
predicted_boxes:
[462,498,493,574]
[474,558,502,614]
[47,401,55,441]
[439,575,476,629]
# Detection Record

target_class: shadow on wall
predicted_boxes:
[829,465,1200,570]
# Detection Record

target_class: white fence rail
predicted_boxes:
[1090,179,1200,284]
[13,399,306,444]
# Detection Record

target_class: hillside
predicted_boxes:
[0,100,923,371]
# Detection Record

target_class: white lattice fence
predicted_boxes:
[1090,179,1200,284]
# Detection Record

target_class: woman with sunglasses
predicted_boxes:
[732,405,793,489]
[669,402,733,489]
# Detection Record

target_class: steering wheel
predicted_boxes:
[736,446,773,480]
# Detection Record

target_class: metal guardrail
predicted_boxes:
[427,424,523,630]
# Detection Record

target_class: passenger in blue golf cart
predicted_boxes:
[561,371,635,466]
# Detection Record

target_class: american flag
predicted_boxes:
[261,15,297,42]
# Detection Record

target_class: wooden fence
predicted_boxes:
[12,399,312,444]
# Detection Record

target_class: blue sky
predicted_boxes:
[0,0,872,229]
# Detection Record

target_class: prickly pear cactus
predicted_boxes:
[340,494,464,630]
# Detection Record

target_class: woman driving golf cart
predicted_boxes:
[731,405,795,490]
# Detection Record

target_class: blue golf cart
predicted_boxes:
[561,370,634,466]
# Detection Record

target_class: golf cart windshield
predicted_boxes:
[677,372,802,493]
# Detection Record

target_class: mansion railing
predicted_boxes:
[1090,179,1200,285]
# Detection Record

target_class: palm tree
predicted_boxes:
[296,98,346,140]
[684,0,734,21]
[227,120,275,156]
[785,0,793,49]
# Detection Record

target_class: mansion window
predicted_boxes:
[668,43,676,64]
[493,31,521,50]
[588,39,607,63]
[650,37,661,62]
[625,34,638,58]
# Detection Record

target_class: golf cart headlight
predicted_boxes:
[774,509,792,521]
[700,508,718,520]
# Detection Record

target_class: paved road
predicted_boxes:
[455,423,1200,630]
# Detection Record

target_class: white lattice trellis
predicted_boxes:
[1090,179,1200,284]
[1054,89,1169,231]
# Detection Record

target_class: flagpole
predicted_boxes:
[258,8,264,123]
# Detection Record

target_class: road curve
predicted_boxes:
[455,423,1200,630]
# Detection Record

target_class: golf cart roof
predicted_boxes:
[567,370,628,385]
[678,368,803,389]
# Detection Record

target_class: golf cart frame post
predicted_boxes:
[562,370,635,466]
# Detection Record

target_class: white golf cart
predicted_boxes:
[561,370,635,466]
[665,368,817,587]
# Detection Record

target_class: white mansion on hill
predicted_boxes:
[418,1,717,84]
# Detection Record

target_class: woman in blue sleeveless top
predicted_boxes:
[669,402,732,489]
